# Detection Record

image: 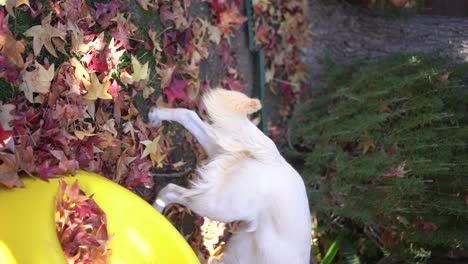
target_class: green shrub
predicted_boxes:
[293,54,468,262]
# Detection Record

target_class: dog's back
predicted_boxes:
[200,89,312,263]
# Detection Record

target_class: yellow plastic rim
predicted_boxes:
[0,171,199,264]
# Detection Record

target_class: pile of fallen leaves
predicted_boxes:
[55,180,111,264]
[0,0,247,190]
[0,0,247,261]
[253,0,309,115]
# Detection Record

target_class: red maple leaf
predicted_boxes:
[0,125,12,147]
[108,79,122,98]
[17,146,35,176]
[209,0,228,13]
[384,162,409,178]
[163,30,179,60]
[159,4,178,24]
[255,24,269,45]
[218,40,231,66]
[222,76,245,91]
[163,77,191,105]
[0,7,8,30]
[94,0,122,29]
[126,157,153,187]
[414,217,438,232]
[36,159,61,180]
[0,56,22,84]
[279,80,298,105]
[110,21,130,50]
[58,0,93,29]
[88,52,108,73]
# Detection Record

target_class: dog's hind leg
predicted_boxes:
[154,177,258,225]
[154,182,240,222]
[148,107,219,157]
[153,183,188,212]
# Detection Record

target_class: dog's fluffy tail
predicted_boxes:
[202,88,261,128]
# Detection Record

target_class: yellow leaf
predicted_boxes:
[155,95,172,108]
[140,136,161,159]
[131,55,149,82]
[140,136,167,168]
[141,136,169,167]
[150,150,167,168]
[70,57,90,82]
[83,73,112,100]
[23,13,65,57]
[142,83,156,99]
[358,137,375,154]
[19,62,55,103]
[74,130,95,140]
[144,136,167,168]
[148,29,162,52]
[122,102,139,121]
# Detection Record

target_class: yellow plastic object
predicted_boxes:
[0,171,199,264]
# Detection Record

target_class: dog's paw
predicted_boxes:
[148,107,162,127]
[153,198,166,213]
[153,184,181,212]
[209,259,224,264]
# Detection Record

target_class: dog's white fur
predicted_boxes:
[149,88,311,264]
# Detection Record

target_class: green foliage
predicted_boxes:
[322,235,343,264]
[293,54,468,261]
[0,79,19,102]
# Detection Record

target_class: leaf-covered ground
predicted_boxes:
[0,0,309,261]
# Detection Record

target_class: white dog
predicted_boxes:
[149,88,311,264]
